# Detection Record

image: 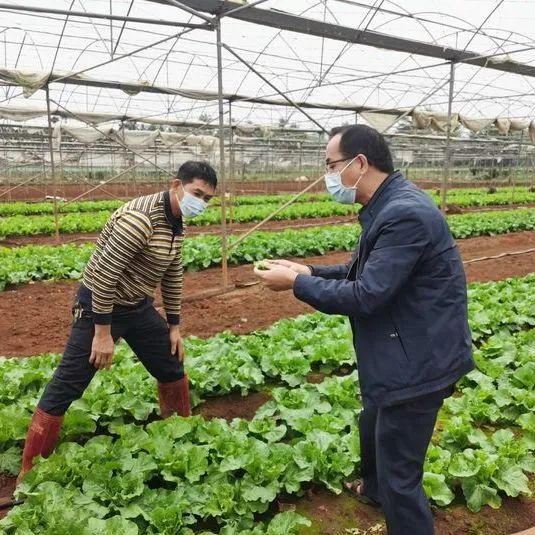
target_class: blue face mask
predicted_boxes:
[176,185,208,218]
[324,157,364,204]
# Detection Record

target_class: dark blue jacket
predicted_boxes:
[293,171,474,408]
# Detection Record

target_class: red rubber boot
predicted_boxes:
[17,408,64,485]
[157,375,191,418]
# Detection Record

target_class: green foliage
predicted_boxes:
[0,200,125,217]
[2,209,535,290]
[1,187,535,237]
[0,276,533,530]
[0,186,533,219]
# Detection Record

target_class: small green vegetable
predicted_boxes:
[254,260,270,270]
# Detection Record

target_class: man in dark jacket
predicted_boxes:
[254,125,473,534]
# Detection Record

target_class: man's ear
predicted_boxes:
[357,154,369,176]
[170,178,181,189]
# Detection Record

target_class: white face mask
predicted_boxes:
[175,184,207,218]
[324,156,364,204]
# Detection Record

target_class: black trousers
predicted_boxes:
[359,386,453,535]
[38,298,184,416]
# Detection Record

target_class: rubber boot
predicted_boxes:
[17,407,64,485]
[157,375,191,418]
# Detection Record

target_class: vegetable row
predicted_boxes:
[1,208,534,290]
[1,188,535,238]
[1,187,534,218]
[0,276,533,533]
[1,342,533,532]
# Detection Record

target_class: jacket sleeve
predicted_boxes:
[161,250,184,325]
[308,242,359,280]
[293,209,429,318]
[309,262,351,280]
[91,211,152,324]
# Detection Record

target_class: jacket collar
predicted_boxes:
[163,190,184,236]
[358,170,404,229]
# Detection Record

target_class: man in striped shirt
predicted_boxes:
[17,161,217,482]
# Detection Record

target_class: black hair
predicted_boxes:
[177,160,217,189]
[330,125,394,174]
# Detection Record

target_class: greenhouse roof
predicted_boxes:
[1,0,535,132]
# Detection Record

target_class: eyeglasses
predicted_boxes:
[325,156,355,172]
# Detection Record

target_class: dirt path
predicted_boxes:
[1,230,533,358]
[0,179,532,201]
[291,484,535,534]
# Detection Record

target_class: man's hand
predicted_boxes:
[254,263,299,291]
[169,325,185,362]
[267,259,312,275]
[89,325,114,369]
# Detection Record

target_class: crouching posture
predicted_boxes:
[18,161,217,483]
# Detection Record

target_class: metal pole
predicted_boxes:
[269,137,274,181]
[45,85,60,243]
[154,139,158,184]
[109,0,114,58]
[216,18,229,289]
[163,0,214,23]
[512,129,524,205]
[228,101,235,230]
[0,3,210,28]
[222,43,328,135]
[316,131,323,179]
[4,135,11,200]
[131,130,137,196]
[58,123,64,200]
[440,61,455,213]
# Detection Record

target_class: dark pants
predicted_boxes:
[39,298,184,416]
[359,386,453,535]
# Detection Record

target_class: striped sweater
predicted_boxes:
[82,191,184,325]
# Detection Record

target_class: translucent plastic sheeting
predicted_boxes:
[459,116,495,133]
[359,111,404,133]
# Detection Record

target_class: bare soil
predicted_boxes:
[0,179,531,201]
[290,485,535,534]
[0,231,533,358]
